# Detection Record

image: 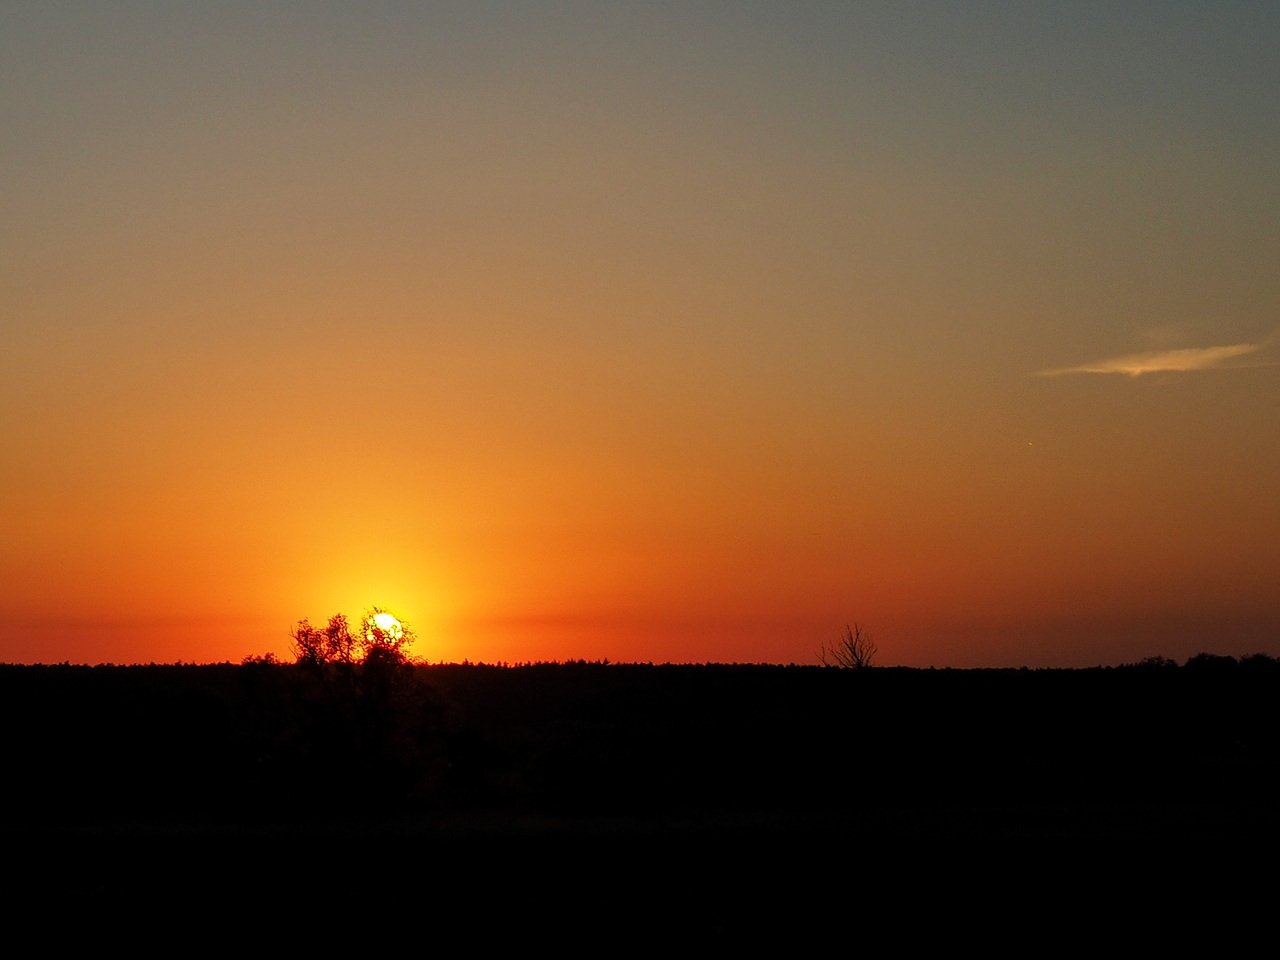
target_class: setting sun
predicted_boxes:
[366,611,405,643]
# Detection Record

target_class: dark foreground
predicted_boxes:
[3,659,1277,942]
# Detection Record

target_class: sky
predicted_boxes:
[2,1,1277,667]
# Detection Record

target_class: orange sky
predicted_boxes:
[3,2,1278,666]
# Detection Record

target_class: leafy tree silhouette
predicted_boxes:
[288,609,442,800]
[291,608,412,668]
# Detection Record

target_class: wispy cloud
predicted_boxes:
[1039,342,1265,378]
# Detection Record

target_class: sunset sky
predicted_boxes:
[3,1,1277,667]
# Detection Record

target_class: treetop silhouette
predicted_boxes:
[291,608,414,668]
[819,623,877,669]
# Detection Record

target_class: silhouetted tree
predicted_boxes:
[819,623,877,669]
[1240,653,1280,672]
[291,608,412,667]
[1183,652,1238,672]
[286,609,443,798]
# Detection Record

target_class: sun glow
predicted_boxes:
[366,611,404,643]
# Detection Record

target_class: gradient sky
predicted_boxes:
[3,1,1278,667]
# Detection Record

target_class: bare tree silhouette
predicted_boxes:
[819,623,877,669]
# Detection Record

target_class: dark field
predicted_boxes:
[3,659,1277,942]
